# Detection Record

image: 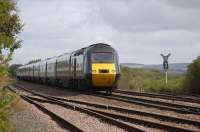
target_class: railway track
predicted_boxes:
[91,92,200,115]
[111,93,200,113]
[115,89,200,104]
[9,85,145,132]
[9,84,200,132]
[8,87,83,132]
[14,83,200,115]
[51,96,200,127]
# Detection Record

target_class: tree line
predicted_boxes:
[185,56,200,94]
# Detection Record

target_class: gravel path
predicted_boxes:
[42,103,125,132]
[9,98,68,132]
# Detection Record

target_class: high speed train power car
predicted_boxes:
[16,43,120,94]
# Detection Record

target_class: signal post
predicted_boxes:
[160,53,171,84]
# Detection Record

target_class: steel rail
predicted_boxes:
[115,90,200,104]
[22,95,83,132]
[12,84,200,126]
[67,88,200,115]
[9,85,145,132]
[23,95,198,132]
[51,96,200,127]
[111,93,200,113]
[94,94,200,115]
[87,108,198,132]
[24,95,199,132]
[7,86,83,131]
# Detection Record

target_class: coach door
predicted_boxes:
[73,58,77,79]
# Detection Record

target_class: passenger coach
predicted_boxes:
[17,43,120,94]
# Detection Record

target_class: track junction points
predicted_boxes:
[7,83,200,132]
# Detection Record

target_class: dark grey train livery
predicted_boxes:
[16,43,120,94]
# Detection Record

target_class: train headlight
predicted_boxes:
[111,70,116,73]
[92,70,97,73]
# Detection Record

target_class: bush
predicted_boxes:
[0,87,17,132]
[8,64,22,77]
[0,65,8,77]
[119,67,185,94]
[185,56,200,94]
[0,65,16,132]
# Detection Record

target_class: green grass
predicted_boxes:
[0,74,17,132]
[119,67,186,94]
[0,86,18,132]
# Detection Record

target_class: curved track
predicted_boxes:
[9,84,200,132]
[115,90,200,104]
[9,87,83,132]
[51,96,200,127]
[9,86,145,132]
[90,92,200,115]
[14,83,200,115]
[111,93,200,113]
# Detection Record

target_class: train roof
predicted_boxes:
[72,43,111,56]
[88,43,110,47]
[18,43,113,68]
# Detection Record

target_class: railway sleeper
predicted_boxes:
[9,85,200,127]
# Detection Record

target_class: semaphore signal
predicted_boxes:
[160,53,171,84]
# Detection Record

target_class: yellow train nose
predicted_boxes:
[92,63,116,87]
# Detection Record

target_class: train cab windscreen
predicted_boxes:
[91,52,114,63]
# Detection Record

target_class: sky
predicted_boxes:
[12,0,200,64]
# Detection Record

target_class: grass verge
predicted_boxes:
[0,76,18,132]
[118,67,186,94]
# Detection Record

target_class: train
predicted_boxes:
[16,43,120,94]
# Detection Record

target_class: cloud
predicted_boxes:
[97,0,200,32]
[164,0,200,9]
[12,0,200,64]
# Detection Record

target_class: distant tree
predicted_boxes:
[8,64,22,77]
[0,0,23,65]
[27,59,41,64]
[185,56,200,94]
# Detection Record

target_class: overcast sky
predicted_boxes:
[13,0,200,64]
